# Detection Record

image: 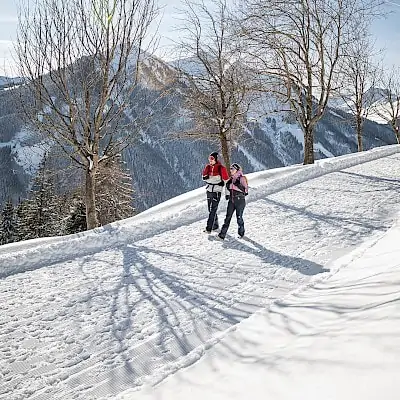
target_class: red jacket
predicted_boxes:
[202,161,229,179]
[202,161,229,192]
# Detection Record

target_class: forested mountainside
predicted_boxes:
[0,60,395,212]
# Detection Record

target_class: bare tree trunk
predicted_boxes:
[85,167,99,229]
[220,133,231,168]
[303,128,315,165]
[372,68,400,145]
[356,114,363,152]
[337,24,379,154]
[238,0,383,165]
[173,0,258,160]
[392,123,400,144]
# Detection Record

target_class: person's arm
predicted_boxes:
[225,178,232,199]
[202,165,210,180]
[221,166,230,182]
[240,176,248,195]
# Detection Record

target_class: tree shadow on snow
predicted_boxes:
[96,239,329,393]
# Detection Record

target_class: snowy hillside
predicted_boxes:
[1,145,400,400]
[0,76,23,89]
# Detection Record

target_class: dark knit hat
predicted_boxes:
[230,163,241,171]
[209,152,218,161]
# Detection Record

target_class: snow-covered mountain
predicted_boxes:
[1,145,400,400]
[0,57,396,211]
[362,86,389,107]
[363,88,398,125]
[328,87,395,126]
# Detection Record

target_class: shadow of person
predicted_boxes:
[213,235,330,276]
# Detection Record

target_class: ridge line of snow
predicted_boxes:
[0,144,399,278]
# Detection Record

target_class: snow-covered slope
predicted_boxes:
[1,145,400,400]
[125,214,400,400]
[0,76,24,90]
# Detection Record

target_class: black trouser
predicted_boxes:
[206,191,221,231]
[219,194,246,238]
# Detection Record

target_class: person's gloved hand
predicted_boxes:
[245,192,248,196]
[202,175,209,180]
[218,181,224,186]
[225,195,229,200]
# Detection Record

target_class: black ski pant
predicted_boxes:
[206,191,221,231]
[219,194,246,238]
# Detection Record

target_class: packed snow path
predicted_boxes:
[126,208,400,400]
[1,148,400,400]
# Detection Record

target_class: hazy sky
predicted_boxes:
[1,0,400,76]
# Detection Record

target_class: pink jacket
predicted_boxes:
[226,170,248,195]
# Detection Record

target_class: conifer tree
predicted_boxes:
[14,155,62,242]
[96,156,135,226]
[27,155,60,238]
[64,195,87,235]
[0,200,16,245]
[14,199,33,241]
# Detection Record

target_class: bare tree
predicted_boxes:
[15,0,158,229]
[173,0,259,167]
[371,67,400,144]
[338,31,381,151]
[238,0,383,164]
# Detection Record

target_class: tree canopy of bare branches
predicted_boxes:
[238,0,384,164]
[338,30,381,152]
[372,68,400,144]
[174,0,259,167]
[15,0,158,229]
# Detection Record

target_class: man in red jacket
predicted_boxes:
[202,152,229,233]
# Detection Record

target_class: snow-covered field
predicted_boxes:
[127,213,400,400]
[1,144,400,400]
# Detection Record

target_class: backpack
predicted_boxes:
[229,175,248,193]
[238,175,248,193]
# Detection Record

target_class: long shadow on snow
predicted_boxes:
[213,235,329,276]
[100,239,328,392]
[338,170,400,188]
[100,160,400,389]
[261,197,389,239]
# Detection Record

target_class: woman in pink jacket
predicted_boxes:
[218,163,248,240]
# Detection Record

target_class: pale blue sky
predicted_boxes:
[1,0,400,75]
